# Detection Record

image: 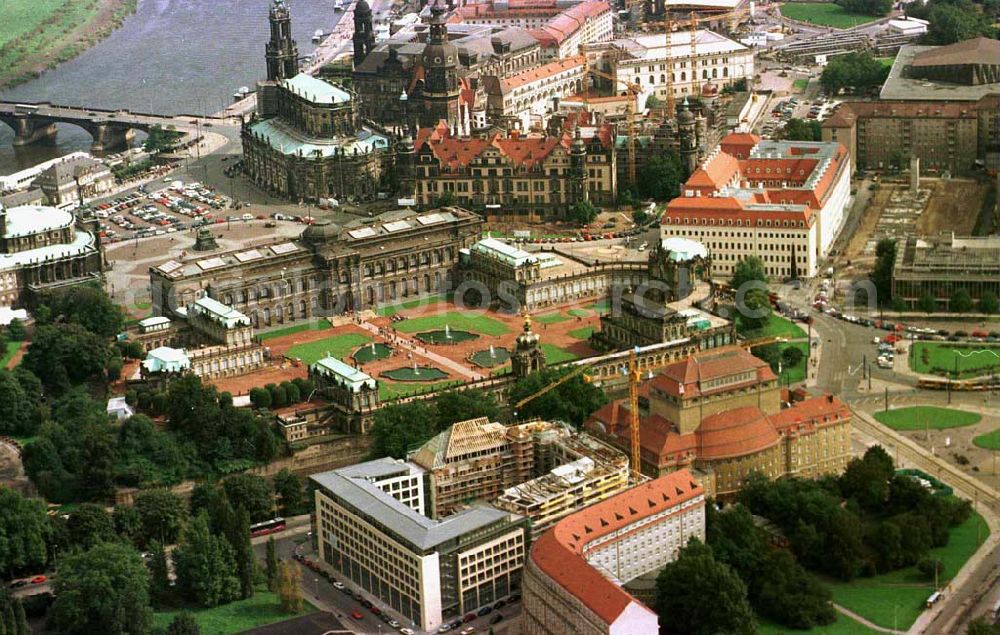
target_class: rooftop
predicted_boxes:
[609,29,747,63]
[311,356,377,392]
[410,416,510,469]
[247,118,390,159]
[660,237,708,262]
[912,37,1000,68]
[880,43,1000,101]
[282,73,353,105]
[191,296,250,328]
[2,204,74,239]
[0,225,96,272]
[529,470,703,626]
[470,237,538,267]
[311,459,521,551]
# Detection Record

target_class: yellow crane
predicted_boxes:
[511,351,645,484]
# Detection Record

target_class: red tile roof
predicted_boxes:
[499,55,585,91]
[769,393,850,434]
[686,151,740,192]
[720,132,760,159]
[529,470,703,626]
[650,348,777,399]
[697,405,781,460]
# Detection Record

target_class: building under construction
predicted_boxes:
[409,418,631,528]
[892,233,1000,311]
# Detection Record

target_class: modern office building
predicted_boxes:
[587,347,852,498]
[311,459,529,632]
[522,469,706,635]
[892,233,1000,310]
[660,132,852,279]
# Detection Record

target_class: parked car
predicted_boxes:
[351,611,364,620]
[29,575,46,585]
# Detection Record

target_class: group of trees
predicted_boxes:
[914,289,998,314]
[837,0,892,16]
[507,367,607,426]
[741,446,972,582]
[248,377,315,410]
[820,52,890,96]
[568,200,600,226]
[0,589,30,635]
[730,256,773,334]
[907,0,997,44]
[780,118,822,142]
[637,154,687,202]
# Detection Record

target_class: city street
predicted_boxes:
[253,531,522,635]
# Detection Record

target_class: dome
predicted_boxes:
[515,314,540,350]
[355,0,372,15]
[696,406,780,461]
[701,82,720,97]
[422,42,458,68]
[660,236,708,262]
[677,100,695,124]
[301,219,341,244]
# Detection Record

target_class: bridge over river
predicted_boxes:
[0,102,235,153]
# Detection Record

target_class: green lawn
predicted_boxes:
[826,513,988,630]
[258,319,333,341]
[567,308,592,318]
[0,341,19,368]
[153,591,314,635]
[777,342,810,384]
[874,406,981,431]
[973,429,1000,450]
[536,312,571,325]
[285,333,372,365]
[379,379,463,401]
[878,56,896,68]
[780,2,882,28]
[541,343,580,364]
[792,78,809,92]
[746,315,808,341]
[591,298,612,314]
[910,342,1000,379]
[394,311,510,337]
[375,294,446,317]
[758,614,882,635]
[569,326,595,340]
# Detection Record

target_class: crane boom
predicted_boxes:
[512,363,593,411]
[628,350,642,483]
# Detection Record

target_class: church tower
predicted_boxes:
[511,313,546,379]
[419,0,461,126]
[677,97,698,177]
[397,132,416,200]
[353,0,375,69]
[265,0,299,82]
[568,127,588,208]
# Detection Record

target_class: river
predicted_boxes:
[0,0,345,173]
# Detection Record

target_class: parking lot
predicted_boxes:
[760,94,841,138]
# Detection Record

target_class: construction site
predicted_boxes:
[842,173,994,270]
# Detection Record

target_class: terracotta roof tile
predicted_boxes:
[697,405,781,460]
[529,470,702,625]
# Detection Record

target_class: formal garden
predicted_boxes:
[874,406,982,431]
[910,342,1000,379]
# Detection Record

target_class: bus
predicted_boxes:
[926,591,943,608]
[249,517,286,537]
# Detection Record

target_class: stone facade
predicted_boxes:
[149,207,484,329]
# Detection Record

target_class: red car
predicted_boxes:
[29,575,46,585]
[351,611,364,620]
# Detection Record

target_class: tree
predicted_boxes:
[144,125,183,154]
[731,256,769,293]
[113,504,142,545]
[638,154,685,201]
[951,288,973,313]
[107,357,123,382]
[172,514,240,607]
[739,287,773,333]
[166,613,202,635]
[0,369,38,436]
[568,200,599,226]
[979,291,999,314]
[837,0,892,16]
[134,489,188,546]
[66,504,115,550]
[22,323,111,391]
[840,445,895,512]
[273,469,305,516]
[282,381,301,404]
[269,383,288,408]
[434,389,501,429]
[819,51,890,96]
[436,191,457,207]
[265,537,279,591]
[781,118,822,141]
[967,616,1000,635]
[782,345,805,368]
[0,489,50,579]
[227,507,256,599]
[249,387,272,409]
[369,401,438,459]
[48,542,153,635]
[508,367,608,427]
[870,238,896,306]
[917,558,945,580]
[926,2,995,44]
[655,539,756,635]
[918,291,938,313]
[5,319,25,342]
[148,540,171,606]
[41,284,124,339]
[275,561,303,614]
[12,598,27,635]
[223,474,275,523]
[755,550,836,629]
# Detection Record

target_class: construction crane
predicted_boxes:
[511,351,645,484]
[581,51,642,187]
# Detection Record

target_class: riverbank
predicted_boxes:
[0,0,137,91]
